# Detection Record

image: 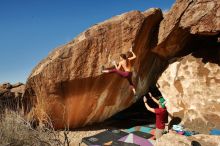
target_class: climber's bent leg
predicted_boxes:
[127,72,136,95]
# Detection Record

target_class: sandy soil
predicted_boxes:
[62,129,106,146]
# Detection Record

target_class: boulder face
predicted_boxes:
[153,0,220,58]
[24,9,163,129]
[158,54,220,133]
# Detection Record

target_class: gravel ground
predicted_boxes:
[63,129,106,146]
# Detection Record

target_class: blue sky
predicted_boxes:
[0,0,175,84]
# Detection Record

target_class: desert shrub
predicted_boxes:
[0,110,67,146]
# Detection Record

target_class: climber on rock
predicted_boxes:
[101,44,137,96]
[143,92,168,140]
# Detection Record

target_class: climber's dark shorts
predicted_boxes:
[108,69,134,88]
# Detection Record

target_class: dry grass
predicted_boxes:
[0,97,104,146]
[0,110,71,146]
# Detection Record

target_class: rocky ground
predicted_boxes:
[155,133,220,146]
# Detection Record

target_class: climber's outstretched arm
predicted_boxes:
[149,92,160,106]
[143,96,155,113]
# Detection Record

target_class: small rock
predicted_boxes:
[1,82,12,89]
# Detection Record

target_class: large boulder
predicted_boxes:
[153,0,220,58]
[155,0,220,134]
[158,54,220,134]
[24,0,219,131]
[24,9,163,129]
